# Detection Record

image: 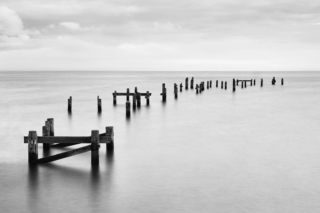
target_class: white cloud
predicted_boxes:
[59,22,80,31]
[0,6,24,36]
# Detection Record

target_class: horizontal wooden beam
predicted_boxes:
[24,134,110,144]
[114,93,152,96]
[50,143,79,148]
[32,145,92,164]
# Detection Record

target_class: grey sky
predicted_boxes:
[0,0,320,71]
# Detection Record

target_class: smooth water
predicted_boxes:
[0,71,320,213]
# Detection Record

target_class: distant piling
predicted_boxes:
[281,78,284,85]
[161,83,167,101]
[245,81,247,88]
[106,126,114,152]
[225,81,227,90]
[126,101,130,117]
[216,80,218,88]
[97,96,102,112]
[146,91,150,105]
[174,83,178,99]
[272,77,276,85]
[180,83,183,92]
[185,78,188,90]
[126,88,130,101]
[68,96,72,112]
[207,81,209,89]
[210,80,212,88]
[43,121,50,150]
[254,79,256,86]
[113,91,117,105]
[28,131,38,163]
[261,79,263,87]
[221,81,223,89]
[191,77,194,89]
[196,84,199,94]
[47,118,54,136]
[132,94,137,109]
[233,79,235,92]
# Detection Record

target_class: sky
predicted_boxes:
[0,0,320,71]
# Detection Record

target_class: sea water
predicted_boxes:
[0,71,320,213]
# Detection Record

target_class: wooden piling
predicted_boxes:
[180,83,183,92]
[97,96,102,112]
[126,88,130,101]
[126,101,130,117]
[281,78,284,85]
[91,130,100,165]
[245,81,247,88]
[161,83,166,101]
[210,80,212,88]
[185,78,188,90]
[233,79,235,92]
[47,118,54,136]
[196,84,199,94]
[174,84,178,99]
[261,79,263,87]
[28,131,38,163]
[146,91,150,105]
[43,123,50,150]
[221,81,223,89]
[251,79,253,86]
[272,77,276,85]
[106,126,114,152]
[113,91,117,105]
[216,80,218,88]
[207,81,209,89]
[135,87,141,107]
[225,81,227,90]
[191,77,194,89]
[68,96,72,112]
[132,94,136,109]
[237,80,239,86]
[254,79,256,86]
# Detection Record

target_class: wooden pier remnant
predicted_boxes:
[68,96,72,112]
[261,79,263,87]
[113,91,117,105]
[272,77,276,85]
[185,78,188,90]
[25,125,114,165]
[210,80,212,88]
[191,77,194,89]
[113,88,151,107]
[146,91,150,105]
[245,81,247,88]
[132,93,136,109]
[196,84,199,94]
[216,80,218,88]
[126,101,130,117]
[233,79,236,92]
[135,87,140,107]
[221,81,223,89]
[43,121,50,150]
[97,96,102,112]
[161,83,167,101]
[207,81,209,89]
[174,83,178,99]
[254,79,256,86]
[225,81,227,90]
[281,78,284,85]
[180,83,183,92]
[241,81,244,88]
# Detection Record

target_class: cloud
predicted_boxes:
[0,6,24,36]
[59,22,80,31]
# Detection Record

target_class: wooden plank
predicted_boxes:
[24,135,110,144]
[51,143,79,148]
[33,145,91,164]
[114,93,135,96]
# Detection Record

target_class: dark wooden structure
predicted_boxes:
[180,83,183,92]
[174,83,178,98]
[68,96,72,112]
[113,87,151,107]
[185,78,188,90]
[261,79,263,87]
[191,77,194,89]
[161,83,166,101]
[97,96,102,112]
[281,78,284,85]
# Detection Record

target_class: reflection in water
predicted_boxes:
[27,164,39,212]
[68,111,72,118]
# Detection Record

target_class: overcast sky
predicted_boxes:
[0,0,320,71]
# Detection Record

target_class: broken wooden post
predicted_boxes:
[132,94,136,110]
[28,131,38,163]
[233,79,236,92]
[180,83,183,92]
[174,84,178,99]
[216,80,218,88]
[126,88,130,101]
[47,118,54,136]
[43,122,50,150]
[113,91,117,105]
[245,81,247,88]
[207,81,209,89]
[254,79,256,86]
[196,84,199,94]
[146,91,150,105]
[97,96,102,112]
[251,79,253,86]
[126,101,130,117]
[225,81,227,90]
[241,81,244,88]
[161,83,166,101]
[261,79,263,87]
[135,87,141,107]
[191,77,194,89]
[185,78,188,90]
[210,80,212,88]
[272,77,276,85]
[91,130,100,165]
[68,96,72,112]
[221,81,223,89]
[106,126,114,152]
[281,78,284,85]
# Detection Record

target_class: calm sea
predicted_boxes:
[0,71,320,213]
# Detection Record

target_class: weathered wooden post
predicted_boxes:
[180,83,183,92]
[245,81,247,88]
[196,84,199,94]
[225,81,227,90]
[281,78,284,85]
[126,101,130,117]
[237,80,239,86]
[251,79,253,86]
[191,77,194,89]
[132,94,136,110]
[97,96,102,112]
[174,84,178,99]
[233,79,236,92]
[91,130,100,165]
[126,88,130,101]
[43,122,50,150]
[221,81,223,89]
[28,131,38,163]
[207,81,209,89]
[272,77,276,85]
[135,87,141,107]
[161,83,166,101]
[241,81,244,88]
[106,126,114,152]
[210,80,212,88]
[261,79,263,87]
[146,91,150,105]
[113,91,117,105]
[47,118,54,136]
[216,80,218,88]
[254,79,256,86]
[68,96,72,112]
[185,78,188,90]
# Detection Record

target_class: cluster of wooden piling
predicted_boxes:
[25,118,114,165]
[113,87,152,117]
